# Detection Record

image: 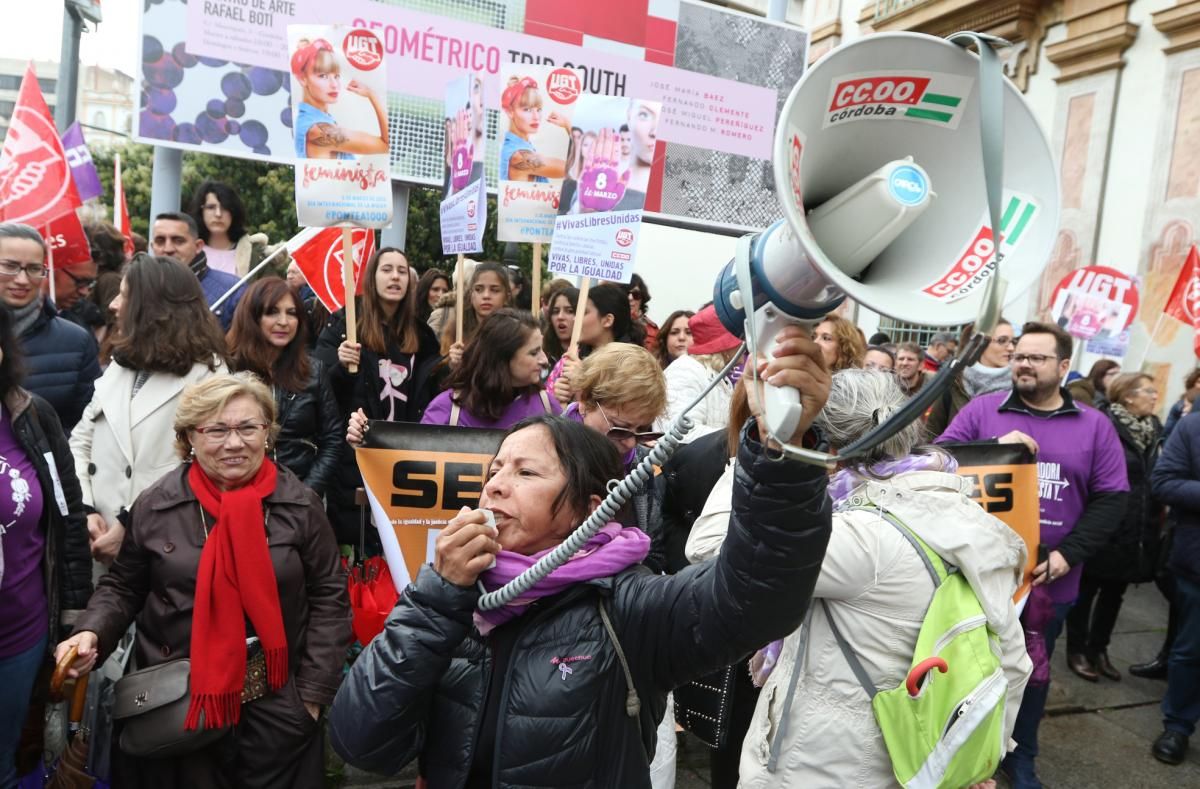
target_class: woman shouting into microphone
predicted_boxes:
[328,327,835,788]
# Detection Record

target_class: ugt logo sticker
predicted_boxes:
[824,71,975,130]
[343,30,383,71]
[547,69,581,105]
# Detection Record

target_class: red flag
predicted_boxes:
[287,227,376,313]
[113,152,135,258]
[1164,246,1200,324]
[41,211,92,268]
[0,64,81,226]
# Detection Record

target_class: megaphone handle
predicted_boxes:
[753,306,807,442]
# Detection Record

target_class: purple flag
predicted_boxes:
[60,123,103,202]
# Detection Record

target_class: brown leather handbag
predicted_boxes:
[112,659,227,758]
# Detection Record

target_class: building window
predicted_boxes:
[37,78,56,95]
[93,110,107,129]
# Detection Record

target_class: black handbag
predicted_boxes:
[673,663,738,750]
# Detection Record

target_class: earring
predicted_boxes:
[189,446,196,457]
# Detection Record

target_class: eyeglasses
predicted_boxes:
[991,335,1016,346]
[62,269,97,291]
[1010,353,1059,367]
[192,422,269,443]
[628,290,643,300]
[0,259,49,280]
[597,404,662,445]
[1131,386,1158,396]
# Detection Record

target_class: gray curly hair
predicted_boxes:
[814,368,931,464]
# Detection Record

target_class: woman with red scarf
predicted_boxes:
[54,373,351,788]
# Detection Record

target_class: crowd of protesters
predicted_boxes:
[1,186,1198,789]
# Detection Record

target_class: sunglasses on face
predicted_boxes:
[597,404,661,445]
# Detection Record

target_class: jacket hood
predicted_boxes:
[839,469,1027,634]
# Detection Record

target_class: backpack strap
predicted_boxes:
[822,506,951,700]
[822,599,878,699]
[539,389,553,414]
[449,400,461,427]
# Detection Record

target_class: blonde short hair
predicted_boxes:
[575,342,667,419]
[174,372,279,459]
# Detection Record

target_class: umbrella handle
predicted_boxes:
[50,645,79,702]
[70,674,90,725]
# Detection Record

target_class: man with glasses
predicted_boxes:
[0,223,100,431]
[50,257,104,336]
[937,321,1128,789]
[150,212,243,331]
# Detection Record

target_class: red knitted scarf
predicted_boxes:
[184,460,287,730]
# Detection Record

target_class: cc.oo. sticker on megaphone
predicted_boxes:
[713,31,1060,453]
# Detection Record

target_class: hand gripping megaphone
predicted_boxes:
[478,31,1060,613]
[713,31,1060,454]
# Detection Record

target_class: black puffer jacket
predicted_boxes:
[656,428,730,574]
[6,387,92,648]
[328,425,832,788]
[272,357,343,496]
[17,299,100,431]
[1086,410,1163,582]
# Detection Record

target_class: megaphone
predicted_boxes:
[714,31,1060,441]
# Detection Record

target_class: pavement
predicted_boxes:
[334,582,1196,788]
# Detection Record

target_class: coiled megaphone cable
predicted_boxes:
[477,345,747,611]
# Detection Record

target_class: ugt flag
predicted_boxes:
[287,227,376,313]
[0,64,81,226]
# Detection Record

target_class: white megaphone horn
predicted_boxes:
[712,31,1060,456]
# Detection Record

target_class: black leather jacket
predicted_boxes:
[272,357,343,497]
[328,425,832,788]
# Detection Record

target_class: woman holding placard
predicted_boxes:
[547,284,643,406]
[290,38,389,161]
[315,248,440,542]
[500,75,572,181]
[439,262,513,369]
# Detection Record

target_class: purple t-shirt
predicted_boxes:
[936,389,1129,603]
[421,389,560,430]
[0,410,47,657]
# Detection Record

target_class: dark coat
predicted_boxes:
[1164,398,1188,441]
[271,357,343,496]
[18,298,100,431]
[1083,410,1163,582]
[1152,412,1200,583]
[313,306,443,424]
[327,426,833,788]
[656,428,730,574]
[6,387,92,648]
[71,463,352,787]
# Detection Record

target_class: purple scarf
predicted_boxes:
[474,522,650,635]
[750,452,958,686]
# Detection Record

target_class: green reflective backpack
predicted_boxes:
[822,506,1008,789]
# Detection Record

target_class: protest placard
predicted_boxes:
[440,74,486,256]
[548,96,661,284]
[495,64,578,243]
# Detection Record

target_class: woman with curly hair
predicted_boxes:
[812,313,865,372]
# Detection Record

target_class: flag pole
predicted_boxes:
[209,244,289,311]
[47,242,56,304]
[342,227,359,374]
[1137,313,1169,371]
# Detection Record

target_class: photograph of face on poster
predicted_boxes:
[288,26,389,162]
[443,73,486,199]
[496,65,579,242]
[559,97,661,216]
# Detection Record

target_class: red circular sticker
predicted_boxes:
[615,228,634,247]
[343,30,383,71]
[547,68,581,105]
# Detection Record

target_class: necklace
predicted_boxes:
[196,503,271,542]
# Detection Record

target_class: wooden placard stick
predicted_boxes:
[455,253,465,344]
[341,227,358,373]
[532,242,542,316]
[568,276,591,355]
